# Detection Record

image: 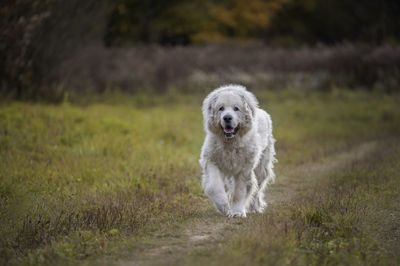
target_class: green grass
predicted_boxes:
[0,99,206,265]
[0,88,399,265]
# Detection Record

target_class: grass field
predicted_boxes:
[1,89,400,265]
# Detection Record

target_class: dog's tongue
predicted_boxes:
[224,128,234,134]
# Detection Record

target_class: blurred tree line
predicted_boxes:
[106,0,400,45]
[1,0,399,100]
[105,0,289,45]
[0,0,108,99]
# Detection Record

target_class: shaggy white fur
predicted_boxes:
[199,85,277,218]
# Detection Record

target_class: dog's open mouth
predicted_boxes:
[223,126,239,138]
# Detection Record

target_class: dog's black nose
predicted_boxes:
[223,114,233,122]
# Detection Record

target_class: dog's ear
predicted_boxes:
[240,89,258,117]
[202,91,220,134]
[202,91,218,118]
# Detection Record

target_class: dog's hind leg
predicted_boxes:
[248,136,277,213]
[248,162,268,213]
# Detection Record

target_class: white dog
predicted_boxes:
[199,85,277,218]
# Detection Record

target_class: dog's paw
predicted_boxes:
[227,209,247,218]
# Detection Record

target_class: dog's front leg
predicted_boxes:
[228,171,256,218]
[202,162,230,215]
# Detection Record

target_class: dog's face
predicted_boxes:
[215,92,243,138]
[204,88,256,139]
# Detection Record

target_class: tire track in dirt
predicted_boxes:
[118,141,377,266]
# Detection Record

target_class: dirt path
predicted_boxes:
[267,141,377,205]
[118,141,377,266]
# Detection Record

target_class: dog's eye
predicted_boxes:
[219,106,224,111]
[233,107,240,111]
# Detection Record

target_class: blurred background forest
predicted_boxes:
[1,0,400,101]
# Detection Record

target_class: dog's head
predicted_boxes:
[202,85,258,139]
